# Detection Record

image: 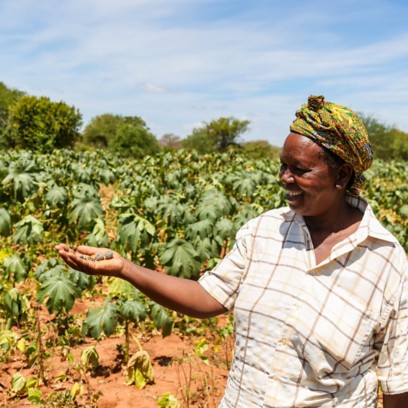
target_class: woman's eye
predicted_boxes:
[293,167,307,175]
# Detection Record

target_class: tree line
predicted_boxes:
[1,81,407,161]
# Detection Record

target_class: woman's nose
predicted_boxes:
[279,167,294,184]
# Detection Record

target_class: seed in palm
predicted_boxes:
[105,250,114,260]
[95,252,105,261]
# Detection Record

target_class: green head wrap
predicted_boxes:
[290,95,373,190]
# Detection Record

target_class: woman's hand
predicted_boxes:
[55,243,226,318]
[55,244,126,278]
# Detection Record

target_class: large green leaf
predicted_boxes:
[3,254,30,282]
[69,184,104,229]
[214,217,236,240]
[195,190,232,221]
[149,303,173,337]
[2,288,30,326]
[117,212,155,252]
[1,154,38,200]
[185,219,214,240]
[108,278,141,300]
[12,215,43,245]
[35,258,63,282]
[83,300,118,340]
[69,199,104,229]
[159,238,201,279]
[0,208,11,236]
[85,218,109,247]
[193,237,219,262]
[36,273,81,314]
[118,299,147,323]
[156,196,187,226]
[69,269,95,292]
[45,185,68,207]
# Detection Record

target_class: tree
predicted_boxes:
[82,114,149,150]
[183,117,250,153]
[182,127,216,154]
[158,133,182,149]
[0,82,25,148]
[360,114,408,161]
[109,123,159,158]
[82,114,121,149]
[0,82,25,127]
[207,117,250,151]
[7,95,82,152]
[241,140,281,160]
[389,128,408,161]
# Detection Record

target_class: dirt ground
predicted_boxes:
[0,298,231,408]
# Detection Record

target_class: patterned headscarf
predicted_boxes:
[290,95,373,190]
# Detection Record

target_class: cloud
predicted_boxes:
[0,0,407,144]
[140,83,173,94]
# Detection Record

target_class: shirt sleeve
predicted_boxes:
[377,262,408,394]
[198,222,252,310]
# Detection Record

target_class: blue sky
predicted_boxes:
[1,0,407,146]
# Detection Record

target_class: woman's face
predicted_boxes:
[279,132,341,218]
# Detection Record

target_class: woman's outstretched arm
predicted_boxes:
[55,244,227,319]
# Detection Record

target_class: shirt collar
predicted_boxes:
[281,194,396,244]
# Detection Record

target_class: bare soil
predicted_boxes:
[0,297,231,408]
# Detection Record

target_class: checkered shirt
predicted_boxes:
[199,195,408,407]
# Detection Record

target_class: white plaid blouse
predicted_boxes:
[199,195,408,407]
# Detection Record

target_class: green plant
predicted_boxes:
[157,392,181,408]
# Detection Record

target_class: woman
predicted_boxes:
[56,96,408,407]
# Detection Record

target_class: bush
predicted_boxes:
[7,96,82,152]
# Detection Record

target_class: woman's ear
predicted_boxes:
[335,163,354,190]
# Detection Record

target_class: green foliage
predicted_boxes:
[82,113,122,148]
[149,303,173,337]
[82,113,148,149]
[157,392,181,408]
[1,288,30,328]
[159,238,201,279]
[117,212,156,253]
[7,95,82,152]
[12,215,43,245]
[69,184,104,230]
[82,299,118,339]
[85,218,109,247]
[45,185,68,207]
[0,82,25,123]
[361,114,408,161]
[81,113,159,159]
[183,116,250,153]
[3,254,31,282]
[241,140,281,160]
[0,146,406,404]
[1,151,39,201]
[37,272,82,314]
[0,82,25,147]
[109,123,159,158]
[182,127,216,154]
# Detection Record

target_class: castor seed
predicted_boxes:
[95,252,105,261]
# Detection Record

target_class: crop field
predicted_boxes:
[0,149,406,407]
